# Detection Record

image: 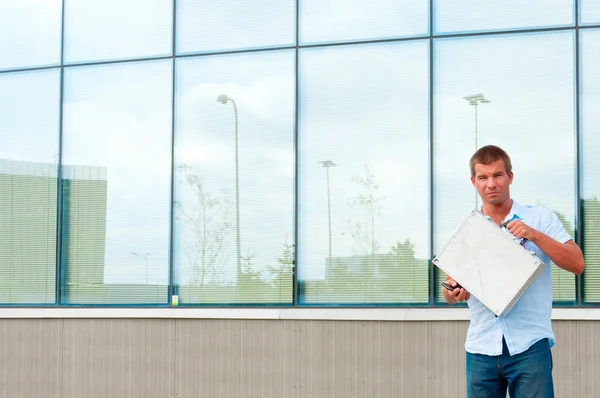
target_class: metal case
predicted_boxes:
[432,210,546,317]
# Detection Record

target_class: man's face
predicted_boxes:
[471,159,513,206]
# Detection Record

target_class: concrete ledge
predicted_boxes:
[0,307,599,320]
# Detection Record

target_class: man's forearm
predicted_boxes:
[531,232,585,275]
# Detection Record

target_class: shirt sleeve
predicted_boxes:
[542,207,573,244]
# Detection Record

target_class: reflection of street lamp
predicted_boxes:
[131,251,150,284]
[463,94,490,151]
[217,94,241,277]
[319,160,336,260]
[463,94,490,209]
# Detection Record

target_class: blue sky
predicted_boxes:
[0,0,599,286]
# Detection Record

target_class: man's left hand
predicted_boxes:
[505,220,539,242]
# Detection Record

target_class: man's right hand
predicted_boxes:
[443,276,470,304]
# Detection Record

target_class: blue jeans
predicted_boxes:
[466,338,554,398]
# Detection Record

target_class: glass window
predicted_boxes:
[174,50,295,305]
[434,31,576,303]
[0,69,60,304]
[434,0,574,35]
[581,29,600,303]
[64,0,173,64]
[299,0,428,45]
[177,0,295,54]
[60,60,172,305]
[298,40,430,305]
[581,0,600,24]
[0,0,62,71]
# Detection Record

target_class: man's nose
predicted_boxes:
[487,178,497,188]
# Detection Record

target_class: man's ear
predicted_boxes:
[471,176,475,186]
[508,171,514,184]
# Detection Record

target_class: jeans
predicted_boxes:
[466,338,554,398]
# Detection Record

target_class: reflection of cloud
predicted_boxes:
[0,69,60,163]
[300,0,428,44]
[435,0,573,33]
[62,60,173,284]
[64,0,172,63]
[0,0,62,70]
[434,32,577,252]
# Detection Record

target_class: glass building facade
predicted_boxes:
[0,0,599,308]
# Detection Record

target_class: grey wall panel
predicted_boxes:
[175,319,469,398]
[60,319,174,398]
[0,318,599,398]
[0,319,62,398]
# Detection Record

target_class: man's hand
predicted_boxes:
[505,219,539,241]
[443,276,470,304]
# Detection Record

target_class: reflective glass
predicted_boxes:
[0,0,62,71]
[434,0,574,35]
[434,32,576,303]
[0,69,60,304]
[581,0,600,24]
[298,41,430,305]
[177,0,295,54]
[300,0,428,45]
[61,60,172,305]
[174,50,295,305]
[64,0,173,64]
[581,30,600,303]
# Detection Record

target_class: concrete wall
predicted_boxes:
[0,318,598,397]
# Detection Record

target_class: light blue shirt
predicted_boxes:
[465,199,573,356]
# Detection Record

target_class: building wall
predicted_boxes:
[1,318,597,398]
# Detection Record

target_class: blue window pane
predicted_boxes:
[64,0,173,64]
[0,0,62,71]
[581,0,600,24]
[0,69,60,304]
[434,31,576,303]
[174,50,295,305]
[300,0,428,45]
[434,0,574,35]
[581,30,600,303]
[177,0,295,54]
[60,60,172,305]
[298,40,430,305]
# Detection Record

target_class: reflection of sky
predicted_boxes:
[299,41,430,279]
[435,0,574,34]
[174,51,295,284]
[62,60,173,285]
[0,69,60,162]
[582,30,600,198]
[435,31,576,253]
[1,3,598,289]
[300,0,428,44]
[177,0,295,53]
[0,0,61,71]
[581,0,600,24]
[64,0,172,64]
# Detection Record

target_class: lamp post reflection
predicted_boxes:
[319,160,336,260]
[217,94,241,278]
[463,93,490,209]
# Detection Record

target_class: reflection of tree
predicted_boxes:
[268,235,294,288]
[309,238,427,304]
[582,198,600,302]
[346,164,383,258]
[176,164,233,286]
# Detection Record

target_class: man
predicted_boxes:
[443,145,584,398]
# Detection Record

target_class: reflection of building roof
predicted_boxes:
[0,158,108,304]
[0,158,107,180]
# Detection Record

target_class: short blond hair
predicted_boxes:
[469,145,512,177]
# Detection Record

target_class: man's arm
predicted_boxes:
[506,220,585,275]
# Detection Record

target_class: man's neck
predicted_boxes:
[482,199,513,225]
